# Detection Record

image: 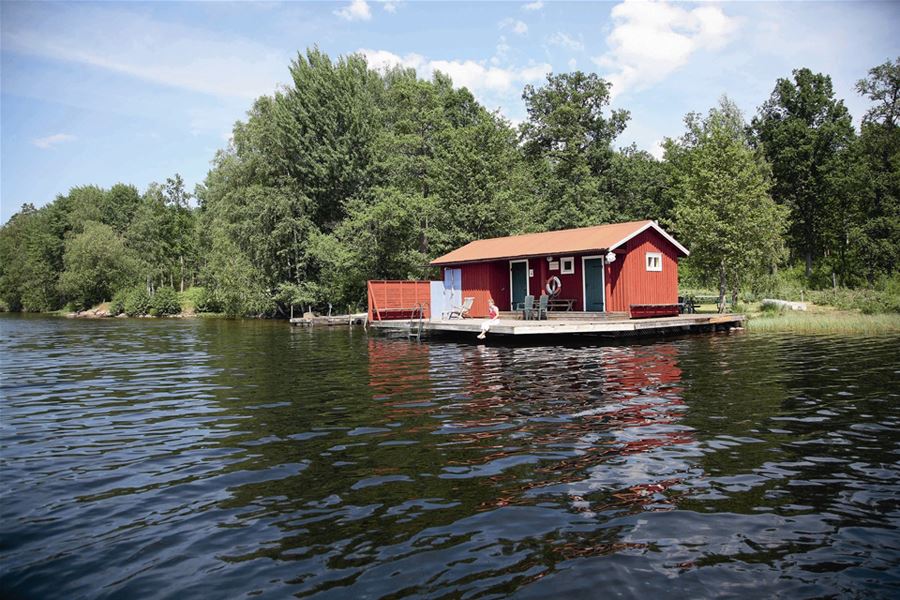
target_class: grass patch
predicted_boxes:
[746,310,900,334]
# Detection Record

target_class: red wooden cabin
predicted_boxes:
[430,220,689,319]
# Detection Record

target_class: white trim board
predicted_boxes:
[608,221,690,257]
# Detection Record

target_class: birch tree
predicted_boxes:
[666,98,787,310]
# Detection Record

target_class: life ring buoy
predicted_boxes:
[545,276,562,297]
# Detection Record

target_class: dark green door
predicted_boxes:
[584,258,604,312]
[510,261,528,308]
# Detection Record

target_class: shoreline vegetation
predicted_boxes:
[746,311,900,334]
[46,290,900,336]
[1,50,898,328]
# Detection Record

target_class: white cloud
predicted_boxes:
[3,5,288,100]
[359,49,427,72]
[33,133,76,149]
[523,1,544,11]
[594,0,740,98]
[500,18,529,35]
[358,48,550,94]
[492,35,511,66]
[335,0,372,21]
[548,32,585,52]
[568,58,578,70]
[379,0,400,13]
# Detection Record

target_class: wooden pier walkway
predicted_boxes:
[290,313,368,327]
[370,313,745,338]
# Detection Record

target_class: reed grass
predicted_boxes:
[746,310,900,334]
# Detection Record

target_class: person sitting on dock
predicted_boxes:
[477,298,500,340]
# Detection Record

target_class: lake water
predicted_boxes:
[1,315,898,598]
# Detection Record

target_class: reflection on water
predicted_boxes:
[1,315,898,598]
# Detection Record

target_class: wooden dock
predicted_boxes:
[370,313,745,338]
[290,313,368,327]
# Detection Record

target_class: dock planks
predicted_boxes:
[370,313,745,338]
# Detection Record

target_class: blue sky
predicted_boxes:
[2,0,898,224]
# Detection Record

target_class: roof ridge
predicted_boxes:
[463,219,653,245]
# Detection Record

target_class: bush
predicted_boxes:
[110,289,128,316]
[179,286,202,312]
[150,287,181,316]
[179,286,222,313]
[123,286,152,317]
[759,301,785,315]
[876,273,900,297]
[808,287,900,314]
[192,287,222,313]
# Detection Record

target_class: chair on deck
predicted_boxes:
[678,295,696,314]
[519,295,535,320]
[447,296,474,319]
[535,294,548,321]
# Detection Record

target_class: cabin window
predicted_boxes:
[646,252,662,272]
[560,257,575,275]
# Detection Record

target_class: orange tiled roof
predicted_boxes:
[430,220,688,265]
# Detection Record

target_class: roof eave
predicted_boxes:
[607,221,690,257]
[431,248,613,266]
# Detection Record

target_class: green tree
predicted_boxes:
[667,98,788,310]
[101,184,142,234]
[199,48,529,313]
[162,174,197,291]
[751,68,856,276]
[58,221,139,310]
[429,108,525,253]
[197,48,382,315]
[852,58,900,283]
[606,144,669,221]
[57,185,106,233]
[520,71,630,230]
[201,229,272,317]
[265,48,381,231]
[0,204,67,312]
[127,184,174,290]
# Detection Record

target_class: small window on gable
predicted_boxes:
[646,252,662,272]
[560,257,575,275]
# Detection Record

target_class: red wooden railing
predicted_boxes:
[367,280,431,321]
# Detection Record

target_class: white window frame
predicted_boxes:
[646,252,662,272]
[560,256,575,275]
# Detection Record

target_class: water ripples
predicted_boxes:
[1,315,898,598]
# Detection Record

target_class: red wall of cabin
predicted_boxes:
[445,228,681,316]
[605,229,679,312]
[451,262,509,318]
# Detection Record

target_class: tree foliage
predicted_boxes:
[58,221,139,310]
[751,68,856,276]
[851,58,900,283]
[520,72,630,230]
[667,98,788,309]
[1,51,898,316]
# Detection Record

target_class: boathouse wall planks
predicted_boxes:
[605,228,680,312]
[436,223,685,316]
[367,280,431,321]
[459,261,508,317]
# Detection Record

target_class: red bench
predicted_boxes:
[629,304,680,319]
[376,307,425,320]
